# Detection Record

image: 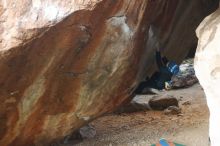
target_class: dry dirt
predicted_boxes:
[64,84,209,146]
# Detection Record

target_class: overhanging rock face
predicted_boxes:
[0,0,219,145]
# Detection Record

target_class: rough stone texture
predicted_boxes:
[0,0,219,145]
[0,0,101,51]
[115,95,151,113]
[1,1,149,145]
[149,95,179,110]
[164,106,181,115]
[79,124,96,139]
[194,5,220,146]
[171,59,198,89]
[143,0,219,77]
[116,94,179,113]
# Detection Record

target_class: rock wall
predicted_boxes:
[144,0,219,76]
[0,0,219,145]
[194,5,220,146]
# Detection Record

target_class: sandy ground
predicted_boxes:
[64,84,209,146]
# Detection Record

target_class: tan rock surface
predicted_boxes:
[0,0,218,145]
[195,4,220,146]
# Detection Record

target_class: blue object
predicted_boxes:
[167,61,179,75]
[151,139,186,146]
[159,139,170,146]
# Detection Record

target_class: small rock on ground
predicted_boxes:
[149,95,179,110]
[79,124,96,139]
[164,106,182,115]
[61,124,96,145]
[114,95,151,113]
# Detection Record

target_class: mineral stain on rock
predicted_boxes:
[0,0,219,145]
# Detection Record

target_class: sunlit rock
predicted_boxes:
[195,5,220,146]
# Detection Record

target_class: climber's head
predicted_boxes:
[167,61,180,75]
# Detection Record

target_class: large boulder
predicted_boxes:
[0,0,219,145]
[194,4,220,146]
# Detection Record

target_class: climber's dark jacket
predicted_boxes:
[135,51,179,93]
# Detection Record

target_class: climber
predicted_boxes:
[135,49,180,93]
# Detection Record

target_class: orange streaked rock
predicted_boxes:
[0,0,218,145]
